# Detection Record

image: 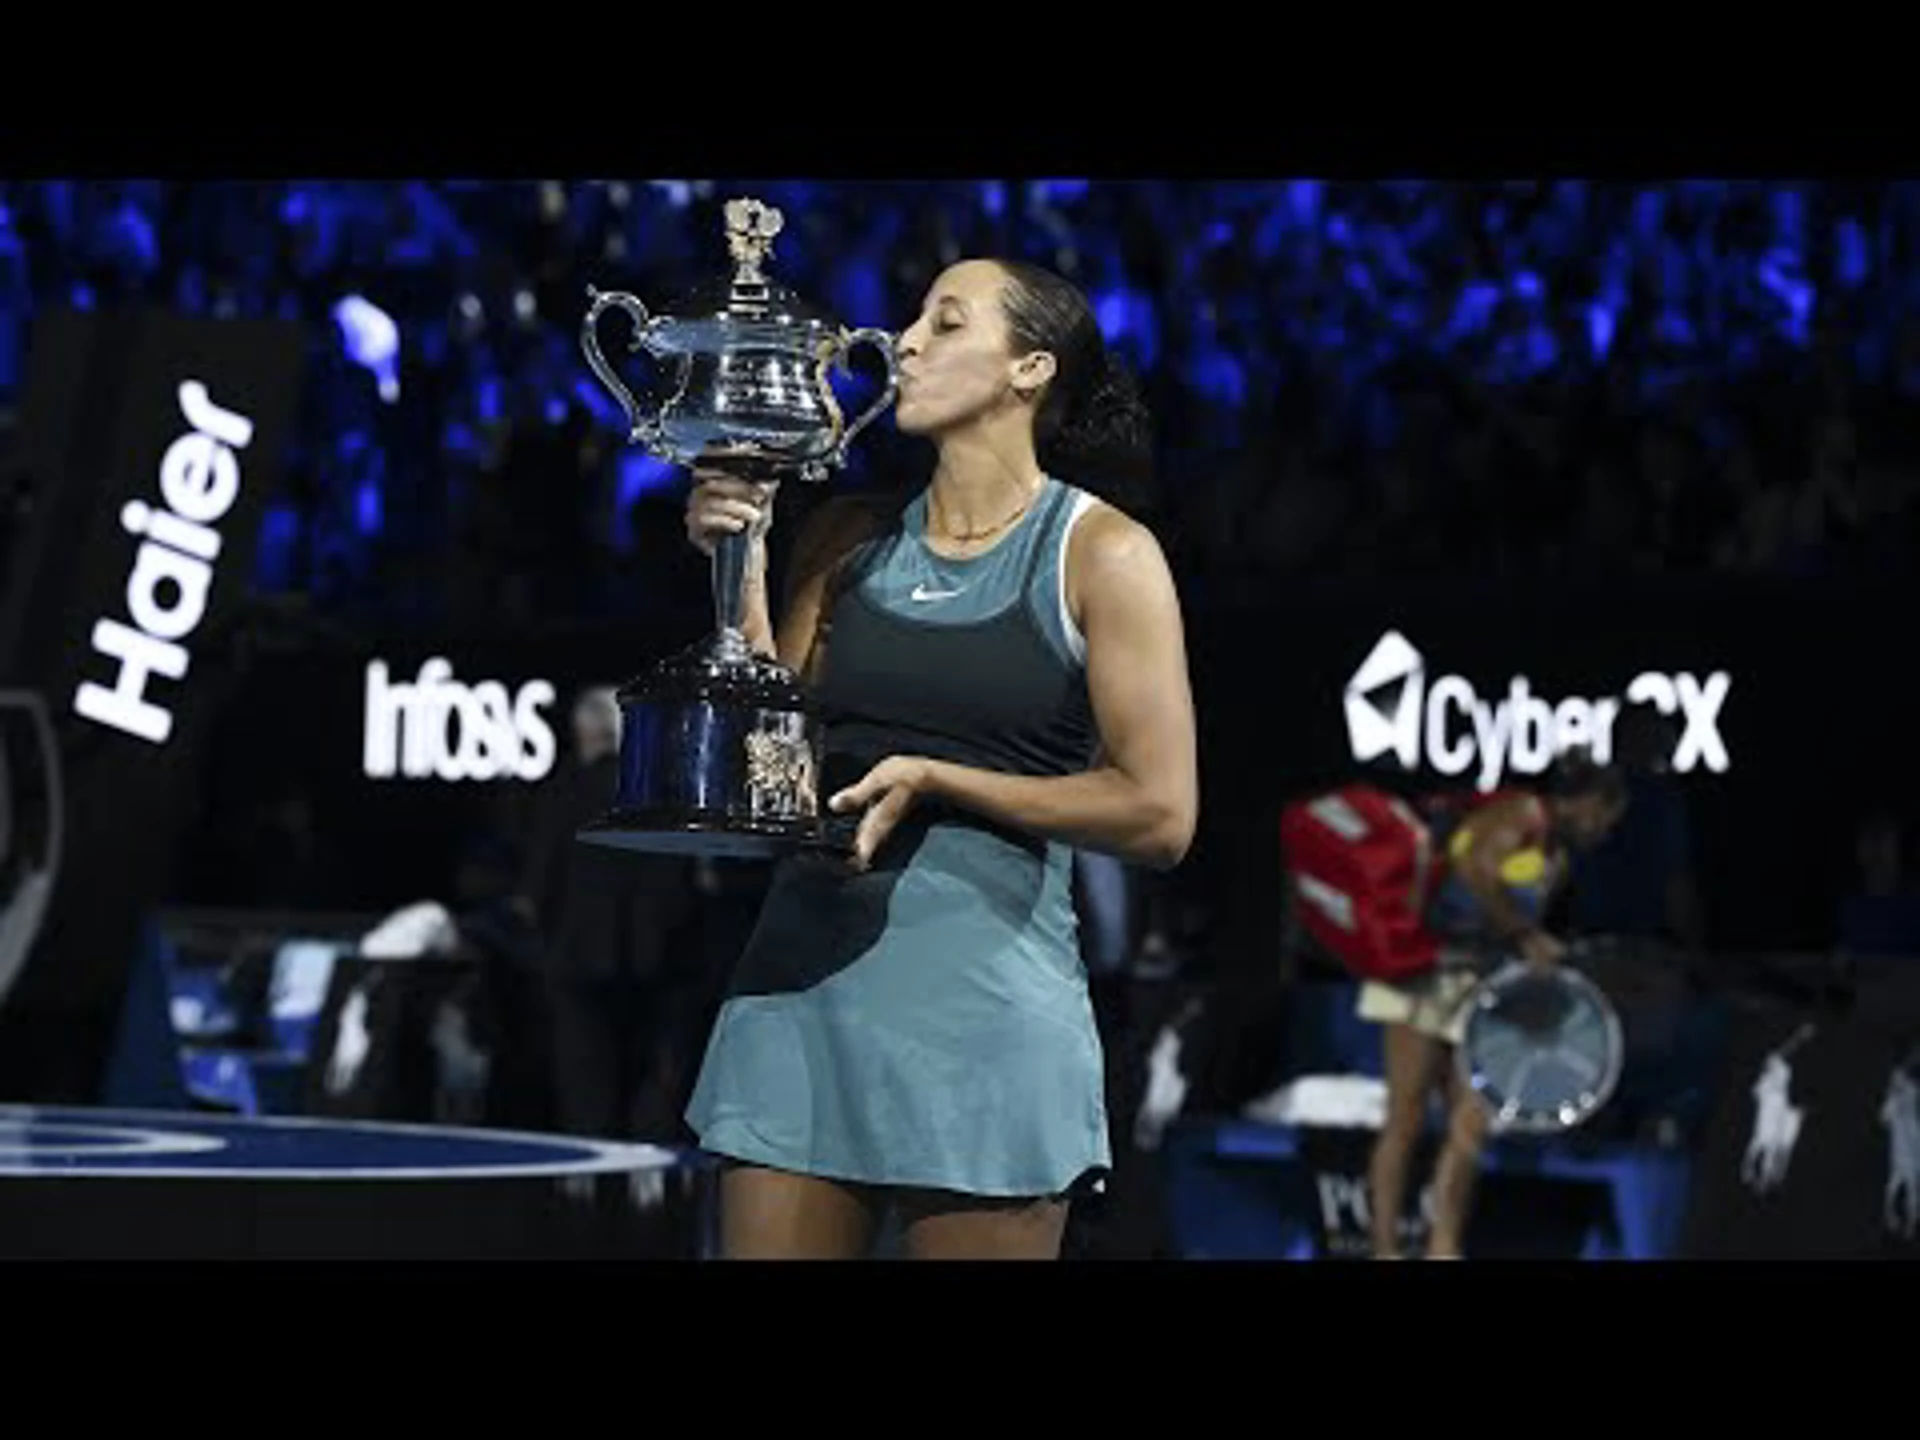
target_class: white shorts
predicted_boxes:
[1356,969,1481,1047]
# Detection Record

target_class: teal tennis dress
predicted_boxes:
[685,476,1111,1199]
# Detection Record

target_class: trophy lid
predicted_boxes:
[666,197,840,331]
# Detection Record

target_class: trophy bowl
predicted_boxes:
[574,197,897,860]
[1457,960,1625,1135]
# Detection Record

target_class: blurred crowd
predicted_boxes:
[5,179,1920,632]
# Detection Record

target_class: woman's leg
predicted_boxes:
[895,1188,1071,1261]
[718,1161,881,1260]
[1368,1021,1446,1258]
[1425,1057,1492,1259]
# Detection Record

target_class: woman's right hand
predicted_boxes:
[1518,930,1568,970]
[685,468,778,558]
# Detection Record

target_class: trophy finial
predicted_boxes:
[725,196,783,284]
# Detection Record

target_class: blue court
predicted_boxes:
[0,1107,715,1259]
[0,1105,679,1180]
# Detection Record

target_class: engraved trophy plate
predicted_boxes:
[575,197,899,859]
[1457,960,1625,1135]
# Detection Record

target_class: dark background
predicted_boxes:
[140,569,1911,970]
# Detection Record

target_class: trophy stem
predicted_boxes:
[710,527,755,662]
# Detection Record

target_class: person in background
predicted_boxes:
[1838,808,1920,961]
[1283,754,1628,1258]
[514,686,702,1142]
[1566,700,1704,952]
[1362,759,1626,1259]
[1562,700,1712,1142]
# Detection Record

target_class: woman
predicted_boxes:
[1358,758,1626,1259]
[680,256,1198,1260]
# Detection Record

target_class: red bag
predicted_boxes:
[1280,784,1439,982]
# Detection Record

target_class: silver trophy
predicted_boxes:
[575,197,899,858]
[1458,959,1624,1135]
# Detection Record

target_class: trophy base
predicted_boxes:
[579,633,851,862]
[576,809,856,861]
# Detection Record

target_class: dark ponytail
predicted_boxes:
[996,260,1156,512]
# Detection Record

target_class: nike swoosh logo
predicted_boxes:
[910,583,966,602]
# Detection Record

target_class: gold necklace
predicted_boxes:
[931,482,1041,543]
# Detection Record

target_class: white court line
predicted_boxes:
[0,1107,692,1182]
[0,1122,227,1159]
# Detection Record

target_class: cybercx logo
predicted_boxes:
[1343,631,1731,790]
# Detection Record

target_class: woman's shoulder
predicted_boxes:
[1062,488,1171,594]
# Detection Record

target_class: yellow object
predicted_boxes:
[1448,826,1547,887]
[1499,848,1548,887]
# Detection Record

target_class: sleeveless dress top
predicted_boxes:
[684,476,1111,1199]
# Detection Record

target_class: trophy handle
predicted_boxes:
[582,285,664,447]
[827,327,900,466]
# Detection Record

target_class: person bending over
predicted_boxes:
[1283,756,1626,1258]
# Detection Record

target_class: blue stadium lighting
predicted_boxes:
[114,202,157,276]
[612,451,679,551]
[1188,344,1246,410]
[1836,218,1870,288]
[356,477,382,536]
[1448,281,1501,341]
[6,177,1906,618]
[619,451,678,505]
[573,374,623,431]
[834,259,885,329]
[1588,303,1617,360]
[333,294,401,403]
[252,503,302,591]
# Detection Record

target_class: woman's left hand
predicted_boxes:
[829,756,934,871]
